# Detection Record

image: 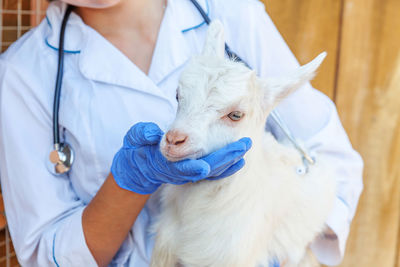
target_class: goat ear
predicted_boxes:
[202,20,225,59]
[262,52,327,108]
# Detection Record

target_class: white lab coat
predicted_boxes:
[0,0,363,266]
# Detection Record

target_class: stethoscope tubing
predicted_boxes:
[53,4,74,148]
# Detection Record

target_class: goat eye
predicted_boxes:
[227,111,244,121]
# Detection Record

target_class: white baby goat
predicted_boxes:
[151,21,336,267]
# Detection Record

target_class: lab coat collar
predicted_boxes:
[44,0,210,96]
[177,0,209,33]
[148,0,209,84]
[148,0,200,84]
[44,1,85,53]
[79,25,166,98]
[79,0,209,93]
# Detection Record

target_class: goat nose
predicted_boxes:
[166,130,188,146]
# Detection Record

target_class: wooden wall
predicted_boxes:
[263,0,400,266]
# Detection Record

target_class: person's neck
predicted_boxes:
[74,0,166,41]
[74,0,167,74]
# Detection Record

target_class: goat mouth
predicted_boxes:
[163,150,203,162]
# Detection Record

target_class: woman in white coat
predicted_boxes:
[0,0,363,266]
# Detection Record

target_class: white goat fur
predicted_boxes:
[151,21,336,267]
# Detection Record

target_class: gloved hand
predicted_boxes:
[111,122,252,194]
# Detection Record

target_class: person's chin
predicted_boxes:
[61,0,122,9]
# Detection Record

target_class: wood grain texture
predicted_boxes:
[397,239,400,267]
[335,0,400,265]
[263,0,342,100]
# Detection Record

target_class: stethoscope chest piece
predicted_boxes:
[49,143,74,174]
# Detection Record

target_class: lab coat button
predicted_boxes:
[296,166,306,176]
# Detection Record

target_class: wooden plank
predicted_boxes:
[335,0,400,266]
[398,231,400,267]
[0,194,5,230]
[263,0,342,100]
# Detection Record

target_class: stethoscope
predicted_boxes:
[50,1,314,175]
[49,4,75,174]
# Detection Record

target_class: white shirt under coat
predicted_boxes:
[0,0,363,266]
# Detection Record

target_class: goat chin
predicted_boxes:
[150,131,336,267]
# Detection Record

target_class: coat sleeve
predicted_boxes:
[214,1,364,265]
[0,58,98,266]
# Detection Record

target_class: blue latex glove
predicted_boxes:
[270,260,280,267]
[111,122,252,194]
